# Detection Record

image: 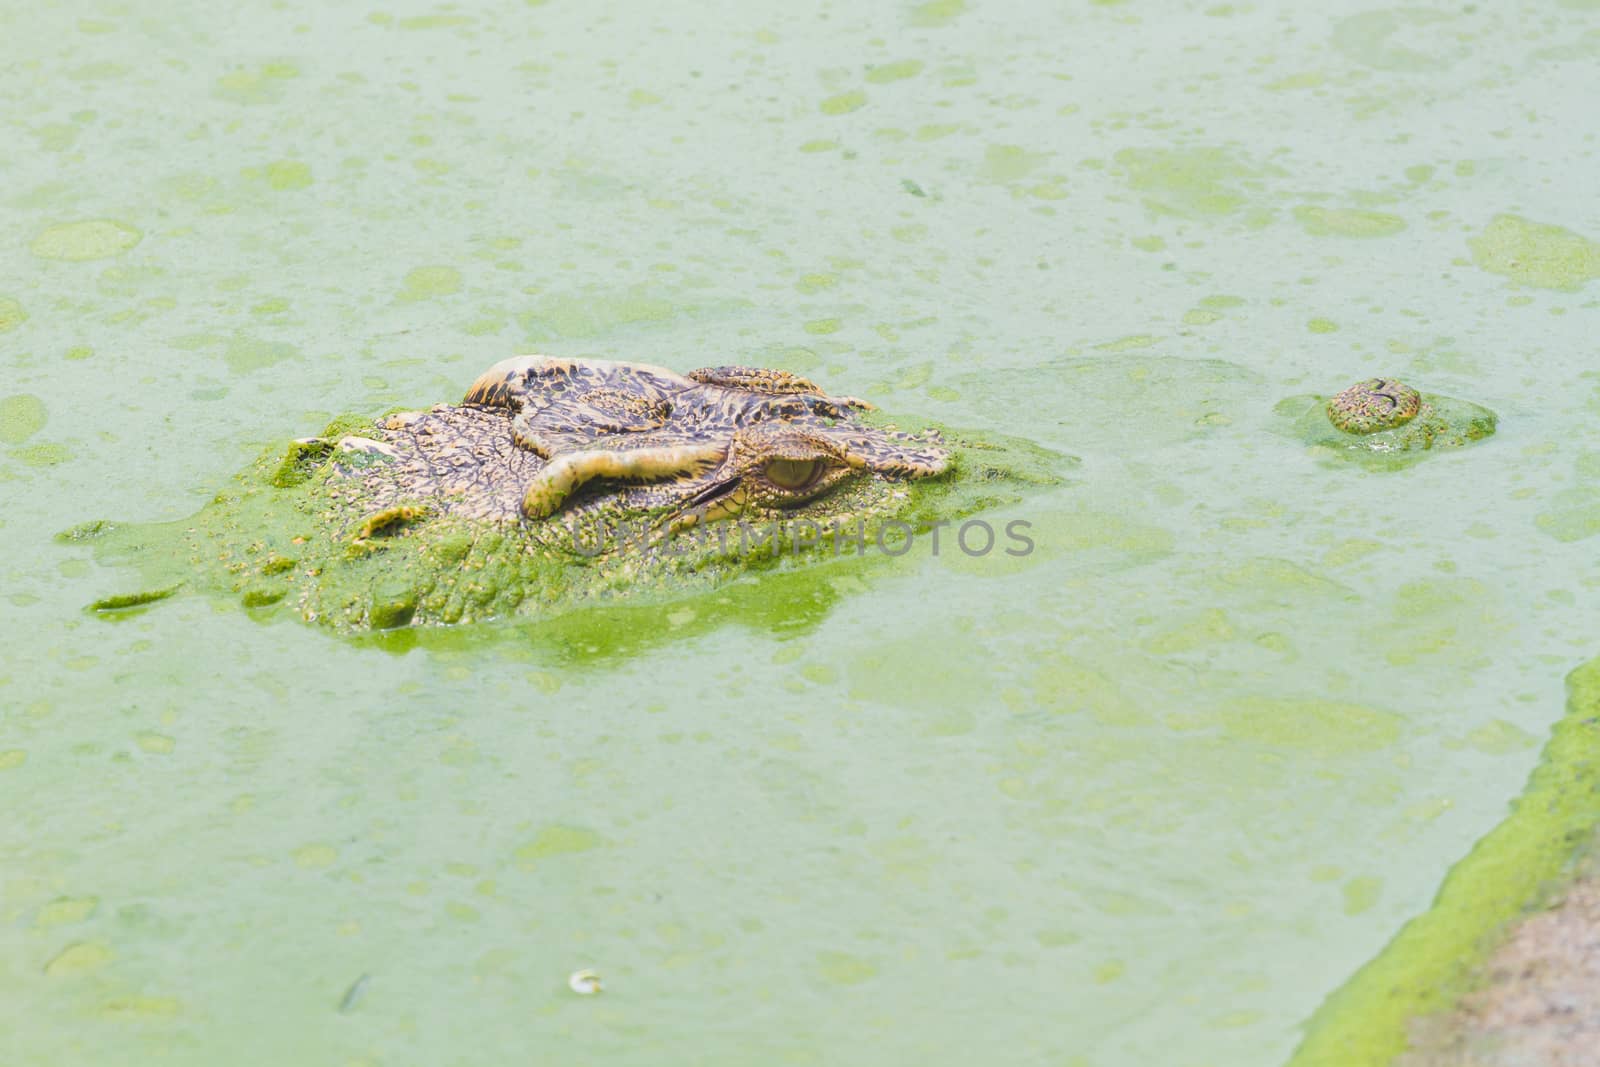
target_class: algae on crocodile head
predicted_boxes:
[65,357,1067,641]
[1274,379,1497,471]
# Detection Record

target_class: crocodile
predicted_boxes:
[65,356,1062,633]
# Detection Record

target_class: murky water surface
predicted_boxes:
[3,2,1599,1064]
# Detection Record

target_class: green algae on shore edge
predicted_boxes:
[1288,655,1600,1067]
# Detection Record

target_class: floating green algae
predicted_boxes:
[244,159,314,191]
[909,0,966,27]
[1289,654,1600,1066]
[88,585,183,613]
[1537,498,1600,542]
[1215,697,1402,756]
[1532,452,1600,543]
[29,218,142,261]
[1293,206,1407,239]
[982,144,1050,183]
[0,394,48,445]
[818,90,867,115]
[1111,145,1274,223]
[0,296,25,333]
[1468,214,1600,291]
[212,61,298,105]
[397,265,462,301]
[865,60,923,84]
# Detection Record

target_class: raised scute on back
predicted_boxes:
[464,354,693,407]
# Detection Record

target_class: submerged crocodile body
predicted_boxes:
[69,356,1061,633]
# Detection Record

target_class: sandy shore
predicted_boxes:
[1399,865,1600,1067]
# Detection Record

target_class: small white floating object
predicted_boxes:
[568,969,602,995]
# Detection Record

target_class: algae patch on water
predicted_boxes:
[1293,206,1407,239]
[30,219,143,261]
[0,297,26,333]
[1111,145,1277,225]
[89,585,183,613]
[0,394,48,445]
[1468,214,1600,291]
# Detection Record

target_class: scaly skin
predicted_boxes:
[327,355,952,542]
[1326,378,1423,434]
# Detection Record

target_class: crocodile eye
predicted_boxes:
[764,458,821,490]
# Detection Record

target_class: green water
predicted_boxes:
[4,2,1599,1064]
